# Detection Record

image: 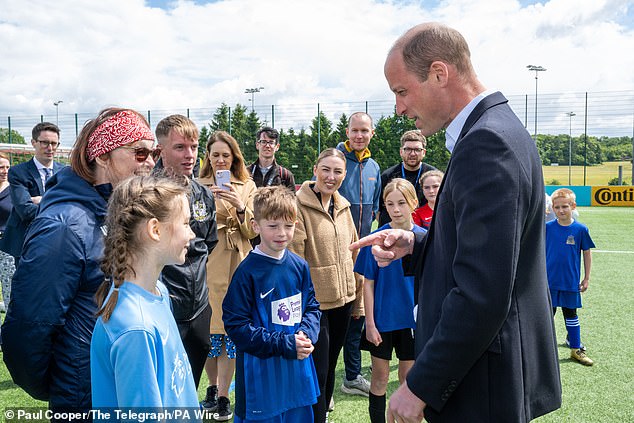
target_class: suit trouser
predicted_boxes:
[177,302,212,388]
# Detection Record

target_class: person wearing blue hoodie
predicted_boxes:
[1,108,156,421]
[335,111,381,400]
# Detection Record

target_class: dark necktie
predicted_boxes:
[44,168,53,189]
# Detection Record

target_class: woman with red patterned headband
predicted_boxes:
[2,107,156,421]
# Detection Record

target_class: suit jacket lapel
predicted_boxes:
[416,92,508,281]
[27,159,45,195]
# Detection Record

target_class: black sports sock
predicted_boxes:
[368,392,386,423]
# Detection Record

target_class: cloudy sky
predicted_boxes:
[1,0,633,143]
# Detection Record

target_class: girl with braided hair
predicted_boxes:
[2,107,156,419]
[90,175,200,410]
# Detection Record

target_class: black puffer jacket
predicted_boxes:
[154,160,218,321]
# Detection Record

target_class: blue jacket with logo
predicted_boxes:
[2,167,109,411]
[336,142,382,238]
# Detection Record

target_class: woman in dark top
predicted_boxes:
[0,152,15,311]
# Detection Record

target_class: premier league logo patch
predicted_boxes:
[271,293,302,326]
[277,303,291,322]
[192,200,208,222]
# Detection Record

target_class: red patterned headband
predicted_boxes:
[86,110,155,161]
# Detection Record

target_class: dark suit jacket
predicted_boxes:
[0,159,64,258]
[406,92,561,422]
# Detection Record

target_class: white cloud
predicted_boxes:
[0,0,632,142]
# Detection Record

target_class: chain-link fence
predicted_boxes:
[2,90,633,184]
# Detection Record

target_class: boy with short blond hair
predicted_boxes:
[222,186,321,422]
[546,188,595,366]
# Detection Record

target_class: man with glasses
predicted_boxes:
[378,129,437,227]
[0,122,64,260]
[246,127,295,248]
[247,127,295,191]
[153,114,218,391]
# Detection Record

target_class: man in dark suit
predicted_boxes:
[0,122,64,260]
[351,23,561,422]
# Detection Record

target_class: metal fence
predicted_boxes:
[2,89,633,184]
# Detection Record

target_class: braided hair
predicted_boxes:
[95,174,190,322]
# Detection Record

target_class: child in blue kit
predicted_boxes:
[354,179,426,423]
[546,188,595,366]
[91,176,201,414]
[223,185,321,422]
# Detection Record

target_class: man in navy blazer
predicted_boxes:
[0,122,64,260]
[351,23,561,422]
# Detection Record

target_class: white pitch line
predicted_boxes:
[594,250,634,254]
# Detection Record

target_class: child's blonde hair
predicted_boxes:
[383,178,418,212]
[253,186,297,222]
[550,188,576,205]
[419,169,445,186]
[95,175,190,322]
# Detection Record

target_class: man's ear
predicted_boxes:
[430,61,449,86]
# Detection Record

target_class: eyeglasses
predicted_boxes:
[37,140,60,149]
[120,146,156,163]
[257,140,277,146]
[402,147,424,154]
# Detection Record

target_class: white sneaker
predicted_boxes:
[340,374,370,397]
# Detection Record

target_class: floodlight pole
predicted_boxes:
[567,112,576,185]
[245,87,264,112]
[526,65,546,141]
[53,100,63,126]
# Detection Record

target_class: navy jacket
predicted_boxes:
[2,167,107,411]
[406,92,561,422]
[0,158,64,258]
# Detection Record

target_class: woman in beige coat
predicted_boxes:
[289,148,363,423]
[198,130,256,420]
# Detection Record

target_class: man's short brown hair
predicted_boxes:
[155,114,199,144]
[400,129,426,148]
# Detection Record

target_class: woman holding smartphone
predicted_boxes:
[198,130,257,421]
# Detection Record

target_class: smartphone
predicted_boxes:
[215,169,231,191]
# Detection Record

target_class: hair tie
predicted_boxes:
[113,287,120,292]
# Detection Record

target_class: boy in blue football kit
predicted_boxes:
[223,186,321,422]
[546,188,595,366]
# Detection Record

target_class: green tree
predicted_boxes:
[297,128,317,183]
[242,110,261,165]
[198,125,210,161]
[209,103,231,133]
[332,113,348,146]
[309,111,334,151]
[0,128,26,144]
